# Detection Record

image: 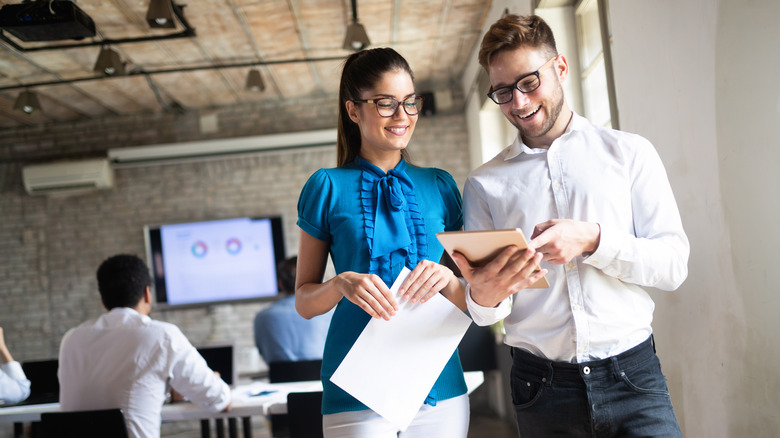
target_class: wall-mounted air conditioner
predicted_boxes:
[22,158,114,196]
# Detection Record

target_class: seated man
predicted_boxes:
[254,256,333,363]
[58,254,231,438]
[0,326,31,404]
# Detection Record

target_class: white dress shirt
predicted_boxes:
[58,307,231,438]
[463,113,689,363]
[0,361,31,404]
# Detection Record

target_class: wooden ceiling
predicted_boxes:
[0,0,492,131]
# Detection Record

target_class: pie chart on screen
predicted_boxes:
[226,238,242,255]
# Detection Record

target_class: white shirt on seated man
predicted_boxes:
[58,254,231,438]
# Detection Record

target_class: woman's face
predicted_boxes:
[347,69,418,159]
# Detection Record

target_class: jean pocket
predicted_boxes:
[510,370,545,408]
[617,357,670,396]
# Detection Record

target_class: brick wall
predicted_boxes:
[0,92,472,377]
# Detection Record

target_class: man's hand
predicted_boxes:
[451,245,547,308]
[531,219,600,264]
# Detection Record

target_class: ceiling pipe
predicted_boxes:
[0,55,346,92]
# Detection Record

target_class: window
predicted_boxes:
[574,0,618,128]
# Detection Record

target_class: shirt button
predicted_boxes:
[567,262,574,269]
[582,366,591,375]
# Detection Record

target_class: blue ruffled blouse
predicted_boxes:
[297,157,467,415]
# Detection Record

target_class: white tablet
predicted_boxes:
[436,228,549,289]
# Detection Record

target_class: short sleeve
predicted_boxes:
[297,169,333,242]
[434,169,463,231]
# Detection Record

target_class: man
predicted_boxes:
[0,326,31,404]
[58,254,231,438]
[253,256,333,363]
[451,14,689,437]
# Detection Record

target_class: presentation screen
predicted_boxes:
[145,216,285,309]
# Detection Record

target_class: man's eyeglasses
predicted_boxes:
[352,96,424,117]
[486,56,558,105]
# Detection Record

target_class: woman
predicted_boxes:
[295,47,469,437]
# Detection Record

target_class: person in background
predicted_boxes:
[295,47,470,437]
[451,14,689,437]
[253,255,333,363]
[58,254,231,438]
[0,326,31,404]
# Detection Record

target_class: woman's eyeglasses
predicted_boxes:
[352,96,424,117]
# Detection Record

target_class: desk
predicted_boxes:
[1,371,483,437]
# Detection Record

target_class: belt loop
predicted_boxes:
[610,356,622,381]
[545,362,554,387]
[650,334,656,353]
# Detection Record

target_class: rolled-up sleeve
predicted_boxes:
[166,329,231,412]
[0,361,31,404]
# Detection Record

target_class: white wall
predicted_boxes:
[610,0,780,435]
[462,0,780,435]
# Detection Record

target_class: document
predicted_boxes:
[330,267,473,431]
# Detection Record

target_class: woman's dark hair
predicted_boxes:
[336,47,415,166]
[96,254,151,310]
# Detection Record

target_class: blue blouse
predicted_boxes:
[297,157,467,415]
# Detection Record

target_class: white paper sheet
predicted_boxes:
[330,267,473,431]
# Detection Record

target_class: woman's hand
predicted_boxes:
[398,260,457,305]
[335,272,398,320]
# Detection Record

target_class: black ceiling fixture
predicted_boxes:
[146,0,176,29]
[342,0,370,51]
[0,0,96,42]
[0,0,196,52]
[13,90,42,114]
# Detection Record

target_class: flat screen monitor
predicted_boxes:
[196,344,236,387]
[145,216,285,309]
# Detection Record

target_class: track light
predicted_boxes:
[343,0,370,51]
[146,0,176,29]
[13,90,42,114]
[93,47,125,76]
[245,69,265,92]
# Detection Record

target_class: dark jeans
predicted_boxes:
[510,337,682,438]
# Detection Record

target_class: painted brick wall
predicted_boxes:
[0,92,471,381]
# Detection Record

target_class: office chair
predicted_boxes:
[267,360,322,437]
[39,408,129,438]
[457,323,499,372]
[287,391,323,438]
[268,359,322,383]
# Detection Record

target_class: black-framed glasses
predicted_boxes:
[486,57,558,104]
[352,96,424,117]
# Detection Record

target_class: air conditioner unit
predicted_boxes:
[22,158,114,196]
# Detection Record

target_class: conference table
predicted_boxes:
[0,371,484,438]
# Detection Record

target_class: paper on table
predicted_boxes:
[330,266,473,431]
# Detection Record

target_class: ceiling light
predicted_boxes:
[93,47,125,76]
[14,90,42,114]
[245,69,265,92]
[343,0,370,51]
[146,0,176,29]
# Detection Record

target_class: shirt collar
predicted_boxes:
[503,112,588,161]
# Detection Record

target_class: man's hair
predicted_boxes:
[276,256,297,294]
[96,254,151,310]
[478,14,558,69]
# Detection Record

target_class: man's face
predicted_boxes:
[488,46,568,147]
